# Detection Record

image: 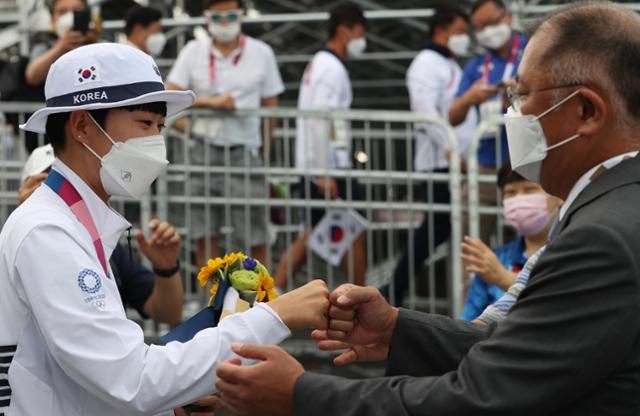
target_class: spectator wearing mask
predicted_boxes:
[25,0,90,87]
[381,6,477,305]
[275,2,368,290]
[18,144,185,327]
[166,0,284,269]
[123,6,167,57]
[448,0,528,240]
[460,162,561,320]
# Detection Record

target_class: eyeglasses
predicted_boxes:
[507,83,584,112]
[206,9,242,23]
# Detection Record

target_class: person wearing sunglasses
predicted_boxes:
[166,0,284,271]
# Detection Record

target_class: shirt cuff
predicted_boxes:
[243,302,291,345]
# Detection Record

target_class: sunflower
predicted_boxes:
[209,282,219,298]
[197,257,226,287]
[223,252,247,267]
[257,290,267,302]
[267,288,279,301]
[259,272,275,291]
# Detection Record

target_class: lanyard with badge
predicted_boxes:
[481,34,522,83]
[209,34,246,89]
[44,170,110,279]
[478,34,521,135]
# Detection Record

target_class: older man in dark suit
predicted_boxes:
[215,3,640,415]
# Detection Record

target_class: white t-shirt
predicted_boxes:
[168,35,285,149]
[296,49,353,170]
[406,48,477,171]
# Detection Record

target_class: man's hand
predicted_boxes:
[464,80,500,106]
[461,236,516,290]
[54,29,86,53]
[316,177,338,200]
[173,395,221,416]
[18,172,47,204]
[136,219,181,270]
[205,94,236,111]
[267,280,330,331]
[314,284,398,349]
[312,331,389,366]
[216,343,304,416]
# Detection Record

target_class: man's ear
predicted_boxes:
[68,110,93,145]
[576,88,607,137]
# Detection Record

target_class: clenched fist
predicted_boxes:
[267,280,330,331]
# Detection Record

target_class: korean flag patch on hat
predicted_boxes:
[21,43,195,134]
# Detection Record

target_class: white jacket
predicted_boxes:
[0,159,290,415]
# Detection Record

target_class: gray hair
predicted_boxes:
[531,2,640,131]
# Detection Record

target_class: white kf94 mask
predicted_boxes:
[84,113,169,198]
[504,89,582,183]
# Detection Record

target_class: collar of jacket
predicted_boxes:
[556,155,640,235]
[51,159,131,259]
[423,40,451,58]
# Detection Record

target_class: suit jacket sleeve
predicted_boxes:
[385,309,494,377]
[294,223,640,416]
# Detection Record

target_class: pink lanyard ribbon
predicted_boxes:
[209,34,246,86]
[45,170,110,279]
[481,34,521,83]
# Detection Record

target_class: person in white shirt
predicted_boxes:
[124,5,167,57]
[275,3,367,290]
[166,0,284,270]
[0,42,330,416]
[381,6,477,305]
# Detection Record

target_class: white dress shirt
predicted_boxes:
[167,35,285,150]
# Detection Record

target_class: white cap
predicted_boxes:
[21,144,55,183]
[21,43,195,134]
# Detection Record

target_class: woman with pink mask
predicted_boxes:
[460,162,562,320]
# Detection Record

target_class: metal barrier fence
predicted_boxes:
[0,103,470,322]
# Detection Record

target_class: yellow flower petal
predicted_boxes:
[257,290,266,302]
[268,288,278,301]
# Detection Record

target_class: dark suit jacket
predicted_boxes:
[294,156,640,415]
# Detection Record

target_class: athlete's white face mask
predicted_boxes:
[447,34,471,57]
[347,37,367,59]
[145,32,167,56]
[208,21,241,43]
[476,22,511,50]
[505,89,582,183]
[84,113,169,198]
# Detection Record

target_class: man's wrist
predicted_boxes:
[381,306,400,346]
[153,259,180,278]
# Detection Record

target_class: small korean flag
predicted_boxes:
[76,66,97,85]
[309,208,368,267]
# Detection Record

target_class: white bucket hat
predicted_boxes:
[21,144,55,183]
[21,42,195,134]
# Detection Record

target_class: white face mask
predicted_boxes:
[447,34,470,57]
[476,22,511,50]
[505,89,582,183]
[347,37,367,59]
[145,32,167,56]
[55,12,74,37]
[208,21,241,43]
[84,114,169,198]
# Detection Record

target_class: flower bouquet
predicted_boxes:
[160,252,277,344]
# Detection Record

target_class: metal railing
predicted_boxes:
[0,103,469,320]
